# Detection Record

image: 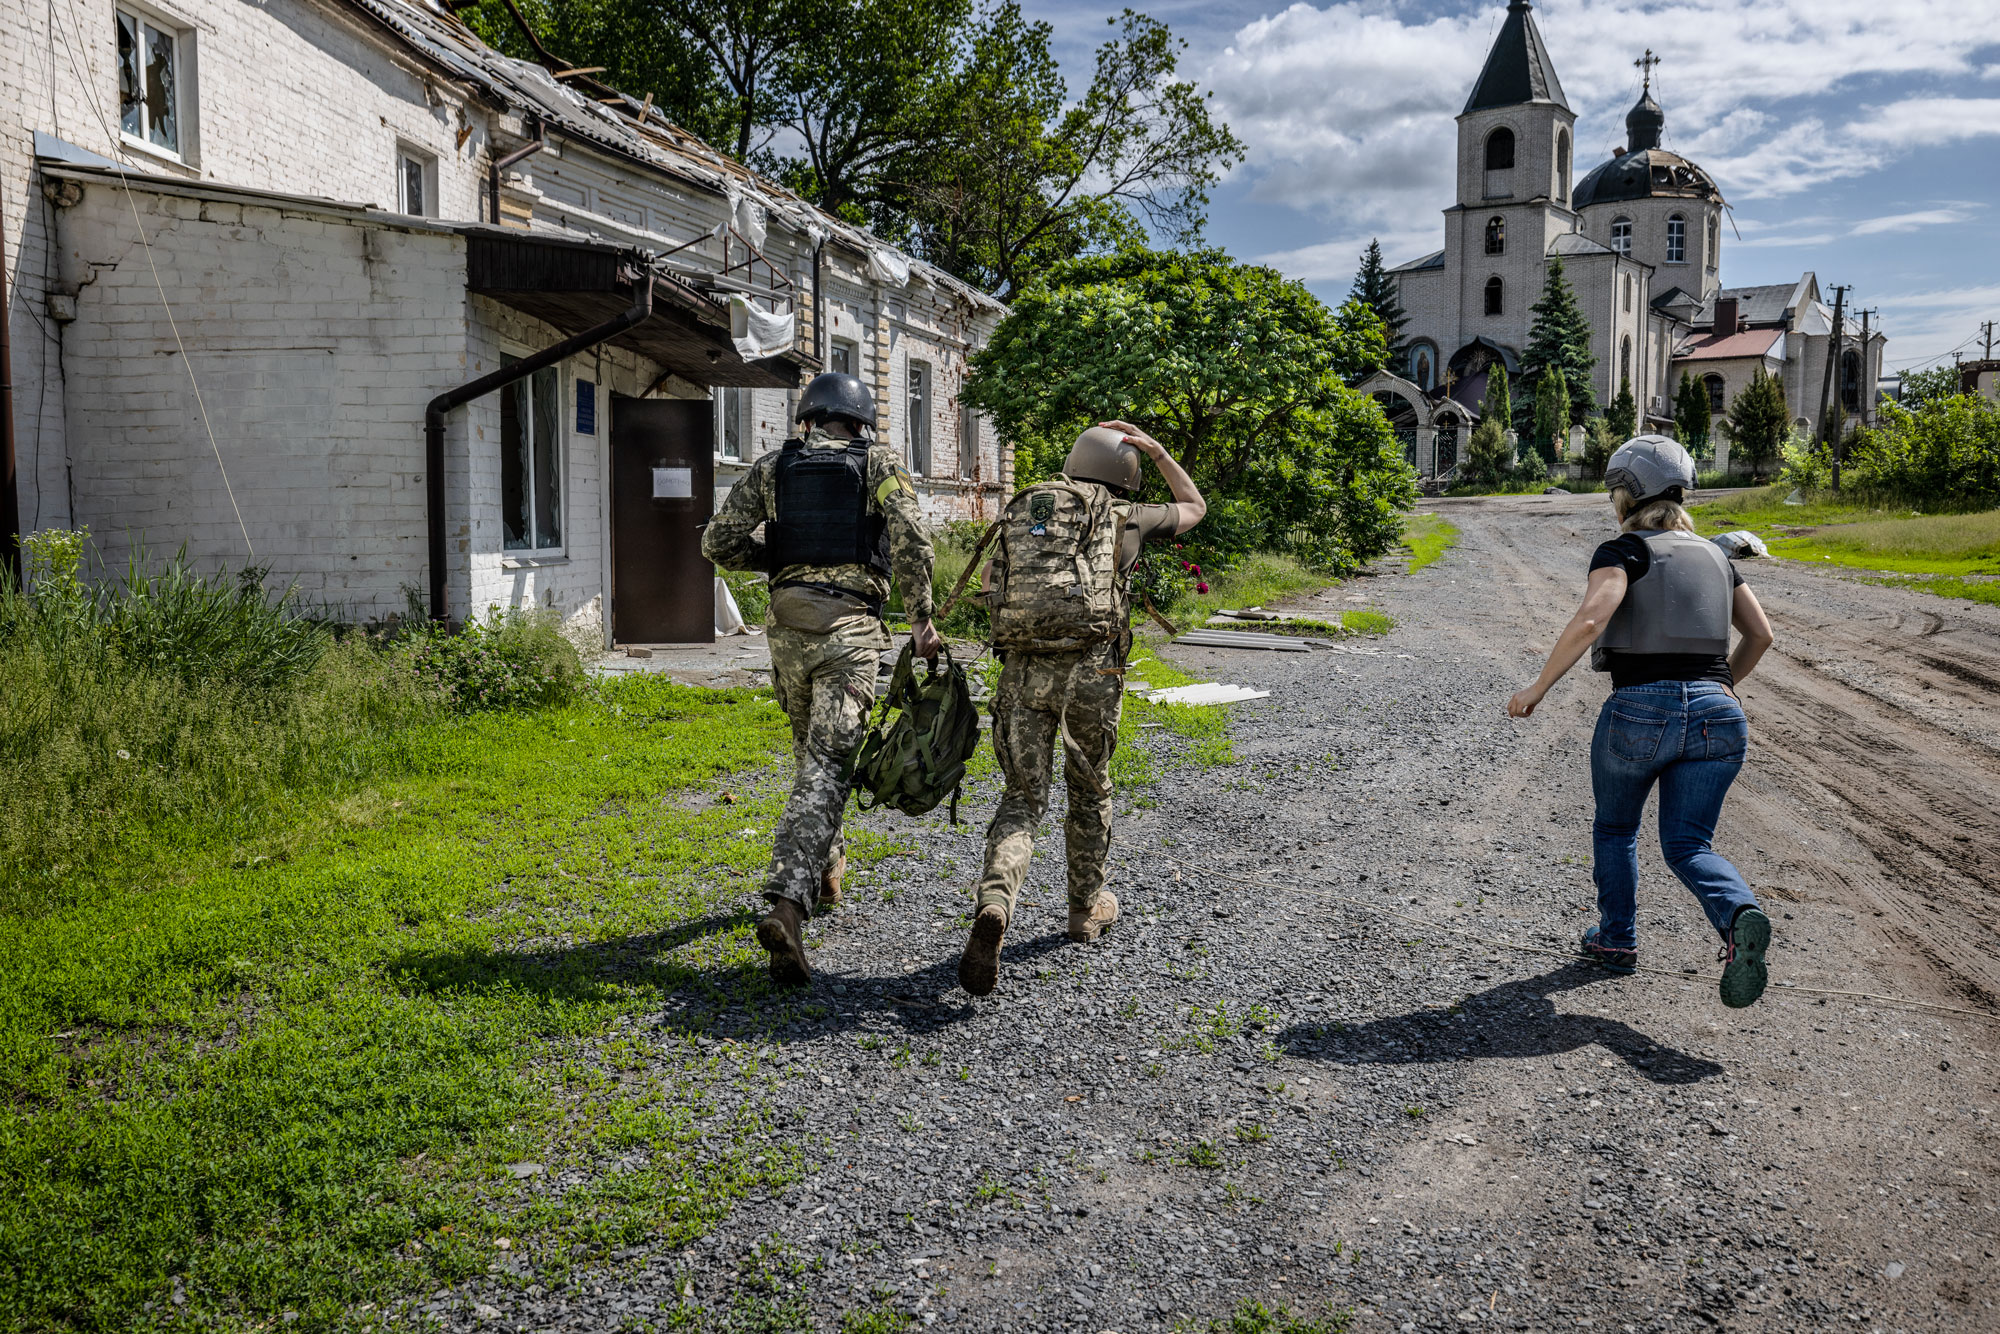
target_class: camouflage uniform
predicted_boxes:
[974,501,1178,920]
[702,427,934,910]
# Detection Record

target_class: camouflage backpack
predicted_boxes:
[986,476,1128,653]
[847,643,983,823]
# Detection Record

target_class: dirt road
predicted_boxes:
[453,492,2000,1333]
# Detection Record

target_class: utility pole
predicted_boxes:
[1982,319,1996,360]
[1859,308,1875,428]
[1822,285,1849,490]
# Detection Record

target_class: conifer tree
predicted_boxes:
[1675,371,1711,452]
[1517,257,1597,437]
[1348,239,1408,365]
[1728,369,1789,478]
[1528,363,1569,471]
[1479,362,1511,428]
[1607,376,1637,443]
[1462,418,1512,487]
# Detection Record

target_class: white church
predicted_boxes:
[1366,0,1885,477]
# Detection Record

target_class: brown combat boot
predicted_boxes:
[1067,891,1119,943]
[818,851,846,909]
[957,904,1008,997]
[756,898,812,987]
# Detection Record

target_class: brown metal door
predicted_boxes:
[610,395,715,644]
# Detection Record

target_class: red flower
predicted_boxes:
[1196,582,1210,594]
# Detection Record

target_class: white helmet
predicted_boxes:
[1604,434,1696,505]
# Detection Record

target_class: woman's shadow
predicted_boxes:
[1274,963,1724,1085]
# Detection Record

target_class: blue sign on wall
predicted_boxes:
[576,378,597,435]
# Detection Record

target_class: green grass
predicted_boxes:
[1169,551,1328,625]
[1121,652,1236,774]
[0,675,880,1332]
[1400,513,1460,573]
[1179,1300,1355,1334]
[1867,575,2000,607]
[1690,484,2000,576]
[1205,609,1392,638]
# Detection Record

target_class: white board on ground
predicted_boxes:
[1132,683,1270,706]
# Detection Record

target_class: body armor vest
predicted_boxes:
[765,438,891,577]
[1591,529,1733,671]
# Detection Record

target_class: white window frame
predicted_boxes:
[829,338,858,379]
[957,402,980,479]
[116,4,194,164]
[397,145,438,218]
[716,387,750,462]
[1666,214,1687,264]
[1610,217,1632,256]
[906,360,931,476]
[500,356,566,555]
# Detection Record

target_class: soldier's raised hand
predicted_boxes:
[910,617,944,663]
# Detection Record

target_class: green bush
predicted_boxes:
[404,607,585,713]
[1837,394,2000,509]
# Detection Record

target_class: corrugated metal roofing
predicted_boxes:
[1674,327,1784,362]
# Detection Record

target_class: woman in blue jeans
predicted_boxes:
[1508,436,1777,1008]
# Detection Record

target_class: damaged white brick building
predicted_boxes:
[1,0,1009,643]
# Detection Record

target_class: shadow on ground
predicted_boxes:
[1276,965,1725,1084]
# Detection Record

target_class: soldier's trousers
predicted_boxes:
[765,626,879,911]
[976,643,1124,920]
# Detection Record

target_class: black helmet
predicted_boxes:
[798,372,876,434]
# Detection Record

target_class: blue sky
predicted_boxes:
[1021,0,2000,373]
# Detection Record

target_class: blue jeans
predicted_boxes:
[1590,682,1760,951]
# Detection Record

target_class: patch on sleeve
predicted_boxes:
[876,465,916,503]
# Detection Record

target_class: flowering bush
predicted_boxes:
[406,607,584,712]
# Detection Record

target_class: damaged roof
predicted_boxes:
[338,0,1005,313]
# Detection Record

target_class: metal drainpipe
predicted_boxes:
[488,123,545,227]
[424,278,652,622]
[1,186,18,581]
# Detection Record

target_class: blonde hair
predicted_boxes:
[1610,485,1695,534]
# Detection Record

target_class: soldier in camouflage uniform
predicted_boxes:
[958,421,1206,997]
[702,372,941,985]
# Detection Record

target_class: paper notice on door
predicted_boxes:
[651,466,693,499]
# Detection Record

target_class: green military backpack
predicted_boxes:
[987,475,1128,653]
[848,643,983,823]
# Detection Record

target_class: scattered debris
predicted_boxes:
[1131,683,1270,705]
[624,646,654,659]
[1171,629,1315,652]
[1543,486,1566,495]
[1711,529,1771,559]
[1784,489,1808,506]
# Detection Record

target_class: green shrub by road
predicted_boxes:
[1399,514,1460,573]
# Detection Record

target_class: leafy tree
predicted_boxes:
[965,248,1415,571]
[1728,369,1790,479]
[1897,363,1963,411]
[1845,392,2000,508]
[1606,376,1637,444]
[1675,371,1711,452]
[1348,240,1407,367]
[1516,257,1596,438]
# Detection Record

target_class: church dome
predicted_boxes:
[1573,147,1720,209]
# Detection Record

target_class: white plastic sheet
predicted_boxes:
[729,296,795,361]
[1711,529,1770,558]
[715,577,753,636]
[866,247,911,287]
[1131,683,1270,706]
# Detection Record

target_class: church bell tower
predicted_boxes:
[1454,0,1576,212]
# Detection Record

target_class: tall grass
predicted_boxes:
[1793,509,2000,562]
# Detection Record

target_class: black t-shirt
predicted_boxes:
[1589,533,1745,689]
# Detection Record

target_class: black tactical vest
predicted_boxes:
[766,438,892,576]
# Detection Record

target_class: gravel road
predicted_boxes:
[449,491,2000,1333]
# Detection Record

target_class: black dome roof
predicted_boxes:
[1573,148,1720,209]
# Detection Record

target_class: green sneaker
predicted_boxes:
[1718,907,1771,1009]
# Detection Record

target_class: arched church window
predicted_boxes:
[1707,214,1718,265]
[1408,341,1438,391]
[1485,217,1506,255]
[1484,276,1504,316]
[1840,350,1862,413]
[1667,215,1687,264]
[1620,336,1632,389]
[1611,217,1632,256]
[1485,128,1515,170]
[1704,374,1726,416]
[1555,129,1571,205]
[1623,275,1633,312]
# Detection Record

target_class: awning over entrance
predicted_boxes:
[462,227,814,389]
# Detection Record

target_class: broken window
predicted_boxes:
[718,387,750,461]
[1611,216,1632,256]
[117,9,181,156]
[501,362,563,551]
[397,149,434,217]
[957,402,980,479]
[907,360,931,475]
[830,338,856,377]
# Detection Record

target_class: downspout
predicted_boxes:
[424,277,653,622]
[488,121,545,227]
[1,186,18,581]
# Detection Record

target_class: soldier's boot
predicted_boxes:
[1067,891,1119,944]
[957,905,1008,997]
[817,851,846,910]
[756,898,812,987]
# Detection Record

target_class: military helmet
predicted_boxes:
[1604,434,1696,506]
[798,372,877,434]
[1062,426,1143,495]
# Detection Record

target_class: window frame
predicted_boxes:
[1610,216,1632,256]
[1484,128,1515,171]
[1620,336,1632,389]
[499,357,566,555]
[1623,274,1633,312]
[117,4,191,162]
[906,360,932,476]
[1704,374,1726,417]
[829,338,857,378]
[717,387,750,462]
[1484,216,1506,256]
[1483,276,1503,317]
[957,402,979,479]
[396,145,438,218]
[1555,128,1570,205]
[1666,214,1687,264]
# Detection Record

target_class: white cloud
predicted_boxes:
[1253,229,1442,282]
[1730,232,1837,249]
[1851,206,1979,235]
[1201,0,2000,222]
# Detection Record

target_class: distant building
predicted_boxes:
[1367,0,1883,475]
[1960,360,2000,404]
[1,0,1005,642]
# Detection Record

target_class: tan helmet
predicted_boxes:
[1062,425,1143,495]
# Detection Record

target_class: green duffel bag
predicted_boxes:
[847,643,982,822]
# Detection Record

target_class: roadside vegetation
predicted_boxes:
[1400,514,1459,573]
